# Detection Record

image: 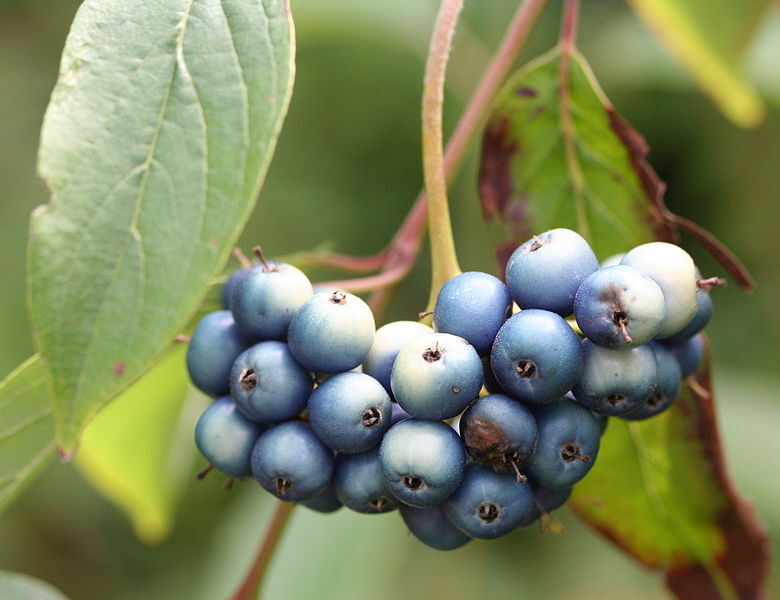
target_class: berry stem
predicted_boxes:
[230,501,295,600]
[421,0,465,311]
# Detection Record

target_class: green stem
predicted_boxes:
[230,501,295,600]
[422,0,465,311]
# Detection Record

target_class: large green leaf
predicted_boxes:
[0,571,69,600]
[479,49,769,598]
[28,0,295,454]
[0,356,55,514]
[75,345,198,544]
[628,0,770,128]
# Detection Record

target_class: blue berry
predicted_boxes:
[433,271,511,355]
[525,398,601,489]
[194,397,263,478]
[307,372,392,454]
[391,333,483,420]
[250,421,334,501]
[399,504,471,551]
[517,484,572,527]
[230,262,313,340]
[229,341,312,424]
[390,403,413,426]
[362,320,432,395]
[666,333,705,378]
[187,310,251,397]
[459,394,538,477]
[301,483,343,513]
[490,310,584,404]
[662,275,713,344]
[443,465,534,539]
[287,290,376,373]
[334,448,398,514]
[221,267,252,309]
[505,228,599,316]
[620,242,697,339]
[574,265,665,349]
[572,340,657,416]
[623,342,682,420]
[379,419,466,507]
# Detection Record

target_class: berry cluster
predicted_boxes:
[187,230,713,550]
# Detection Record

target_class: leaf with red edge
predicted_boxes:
[479,48,769,599]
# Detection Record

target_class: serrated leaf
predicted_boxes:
[628,0,770,128]
[479,49,665,268]
[0,356,55,514]
[0,571,69,600]
[28,0,295,453]
[480,49,769,598]
[75,345,198,544]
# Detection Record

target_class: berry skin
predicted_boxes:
[620,242,697,338]
[301,483,343,513]
[379,419,466,507]
[194,396,263,478]
[517,484,572,527]
[574,265,665,349]
[229,341,312,424]
[221,267,252,309]
[307,372,393,454]
[287,290,376,373]
[505,228,599,316]
[459,394,538,477]
[490,310,584,404]
[187,310,251,397]
[399,504,471,551]
[662,277,713,344]
[433,271,511,355]
[666,332,705,378]
[334,448,398,514]
[623,342,682,420]
[443,465,534,539]
[250,421,334,502]
[362,321,433,395]
[230,262,313,340]
[390,333,483,420]
[572,340,658,416]
[525,398,601,489]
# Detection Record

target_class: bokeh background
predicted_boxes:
[1,1,778,599]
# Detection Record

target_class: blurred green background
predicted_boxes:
[1,1,778,598]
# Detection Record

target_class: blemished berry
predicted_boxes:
[229,341,312,424]
[287,290,376,373]
[301,483,343,514]
[574,265,665,349]
[187,310,251,397]
[334,448,398,514]
[251,421,334,502]
[379,419,466,507]
[433,271,511,355]
[505,228,599,316]
[459,394,538,477]
[307,372,393,454]
[230,261,313,340]
[363,320,433,395]
[391,333,483,421]
[221,267,252,309]
[443,464,534,539]
[623,342,682,420]
[666,332,705,378]
[490,309,584,404]
[620,242,697,338]
[525,398,601,489]
[194,396,263,479]
[399,504,471,551]
[572,340,658,416]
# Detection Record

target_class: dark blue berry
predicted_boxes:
[194,396,262,478]
[334,448,398,514]
[186,311,251,397]
[399,504,471,551]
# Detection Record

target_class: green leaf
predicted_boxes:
[627,0,770,127]
[0,571,69,600]
[75,345,198,544]
[0,356,55,514]
[480,50,769,598]
[480,49,668,263]
[28,0,295,453]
